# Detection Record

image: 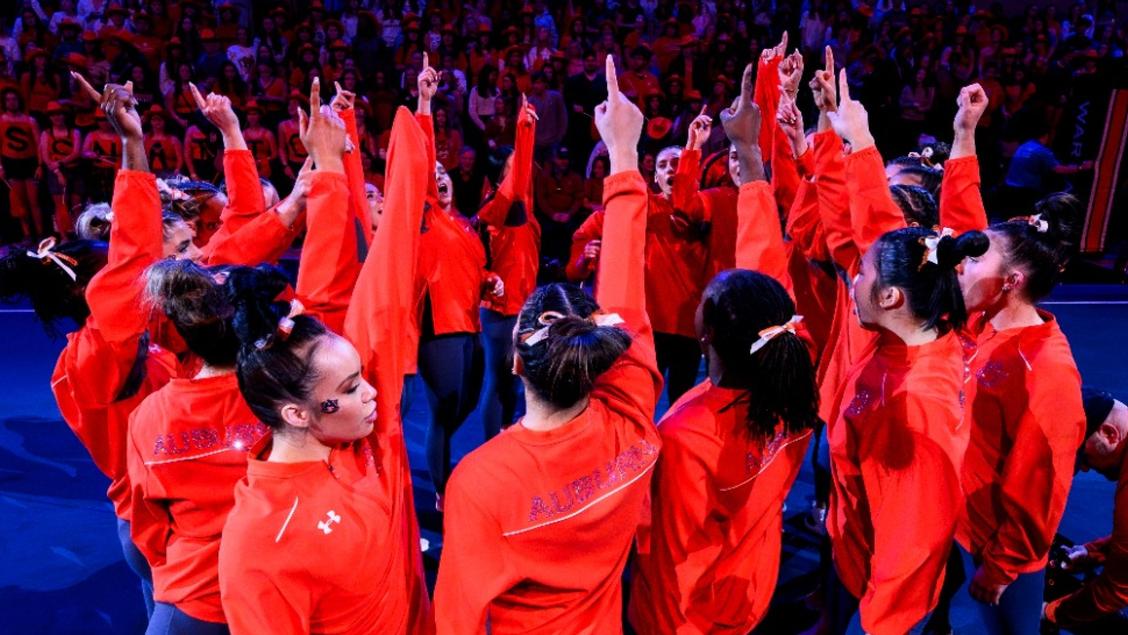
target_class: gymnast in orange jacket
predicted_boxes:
[217,86,432,634]
[628,64,820,634]
[434,57,662,635]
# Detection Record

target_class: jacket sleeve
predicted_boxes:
[216,149,265,236]
[219,543,313,635]
[771,128,802,216]
[592,171,662,421]
[416,112,440,204]
[978,363,1086,586]
[84,170,162,344]
[671,148,707,223]
[644,429,716,630]
[785,170,832,263]
[1047,481,1128,629]
[735,180,793,296]
[939,155,988,234]
[342,106,374,246]
[295,171,359,333]
[479,105,535,227]
[565,211,603,283]
[846,145,905,257]
[857,396,963,635]
[813,130,859,275]
[753,55,781,161]
[127,408,171,568]
[344,107,428,436]
[204,207,299,267]
[434,471,520,634]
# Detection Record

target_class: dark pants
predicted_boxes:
[479,309,523,440]
[117,517,154,619]
[960,545,1045,635]
[146,603,229,635]
[418,332,484,497]
[654,332,702,406]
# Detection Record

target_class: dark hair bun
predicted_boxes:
[538,315,631,408]
[936,230,989,269]
[227,265,295,348]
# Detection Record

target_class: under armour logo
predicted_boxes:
[317,510,341,535]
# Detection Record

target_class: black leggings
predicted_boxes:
[418,332,484,497]
[654,332,702,405]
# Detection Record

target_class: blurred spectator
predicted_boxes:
[527,71,567,162]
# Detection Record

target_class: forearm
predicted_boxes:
[121,136,148,172]
[734,143,766,184]
[950,127,976,160]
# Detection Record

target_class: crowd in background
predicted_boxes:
[0,0,1123,265]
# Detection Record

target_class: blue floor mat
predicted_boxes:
[2,284,1126,633]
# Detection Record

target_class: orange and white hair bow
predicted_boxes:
[522,311,625,347]
[749,315,803,355]
[26,237,78,281]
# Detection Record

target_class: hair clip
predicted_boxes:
[749,315,803,355]
[276,299,305,341]
[521,310,566,347]
[918,227,954,270]
[1015,215,1055,234]
[26,237,78,282]
[320,399,339,414]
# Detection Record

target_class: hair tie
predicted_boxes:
[522,311,625,347]
[749,315,803,355]
[1009,213,1049,233]
[918,227,954,270]
[26,237,78,282]
[254,299,305,350]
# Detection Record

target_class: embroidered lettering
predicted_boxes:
[526,440,658,523]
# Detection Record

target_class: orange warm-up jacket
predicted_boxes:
[629,179,813,633]
[127,374,265,623]
[433,170,663,634]
[937,154,1088,588]
[217,108,434,634]
[51,171,177,522]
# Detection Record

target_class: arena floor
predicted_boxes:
[1,284,1125,634]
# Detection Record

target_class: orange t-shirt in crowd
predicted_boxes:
[956,312,1085,586]
[85,129,122,172]
[0,114,39,160]
[479,102,539,317]
[51,171,176,521]
[278,118,307,169]
[219,108,434,634]
[127,374,266,624]
[434,171,662,634]
[145,133,181,173]
[42,128,78,165]
[826,330,969,635]
[567,191,709,339]
[184,126,219,175]
[243,126,276,179]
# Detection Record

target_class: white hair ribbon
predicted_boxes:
[1026,213,1049,233]
[749,315,803,355]
[920,227,955,269]
[26,237,78,282]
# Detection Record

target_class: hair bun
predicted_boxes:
[936,231,988,269]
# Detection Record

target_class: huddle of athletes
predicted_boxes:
[3,36,1126,635]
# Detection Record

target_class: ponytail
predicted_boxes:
[0,239,107,334]
[991,192,1079,301]
[701,270,819,438]
[145,259,238,367]
[872,226,989,332]
[229,266,328,430]
[515,283,631,409]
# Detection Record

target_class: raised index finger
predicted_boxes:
[189,82,206,111]
[837,68,851,102]
[423,52,430,71]
[740,63,754,105]
[605,54,619,102]
[71,71,102,102]
[825,45,834,74]
[309,77,321,114]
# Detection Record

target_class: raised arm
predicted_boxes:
[334,82,373,246]
[72,75,160,343]
[343,107,429,436]
[478,95,536,228]
[592,55,661,416]
[827,68,904,255]
[941,83,989,233]
[771,51,805,214]
[416,53,440,203]
[723,63,792,294]
[753,33,786,162]
[293,79,359,333]
[670,107,711,222]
